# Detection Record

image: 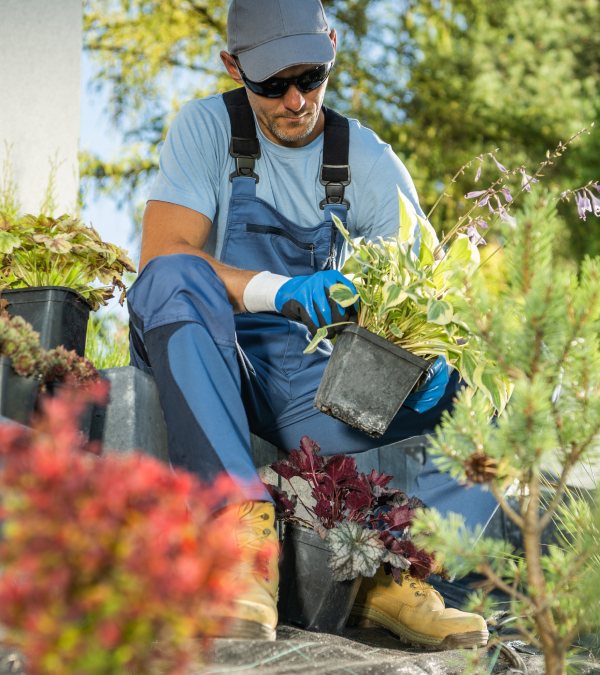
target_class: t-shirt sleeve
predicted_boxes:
[148,101,221,222]
[353,144,426,242]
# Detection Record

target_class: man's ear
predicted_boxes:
[329,28,337,53]
[220,51,243,84]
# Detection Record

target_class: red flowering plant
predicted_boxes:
[266,436,440,583]
[0,384,252,675]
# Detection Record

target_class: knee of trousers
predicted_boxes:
[127,253,236,344]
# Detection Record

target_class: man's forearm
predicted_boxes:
[140,241,259,312]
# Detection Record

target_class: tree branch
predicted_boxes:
[491,483,525,529]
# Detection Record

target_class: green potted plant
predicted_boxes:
[0,311,43,424]
[307,189,510,436]
[265,436,439,634]
[309,134,590,437]
[0,212,135,355]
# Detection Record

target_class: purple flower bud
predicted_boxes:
[501,187,513,203]
[519,169,538,192]
[478,194,490,207]
[575,190,592,221]
[466,225,486,246]
[586,188,600,217]
[465,190,487,199]
[474,164,482,182]
[475,218,489,230]
[492,156,507,173]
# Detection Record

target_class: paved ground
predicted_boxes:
[2,624,600,674]
[204,625,542,674]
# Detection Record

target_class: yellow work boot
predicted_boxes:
[209,501,279,641]
[349,567,489,649]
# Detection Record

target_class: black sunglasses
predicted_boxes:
[234,60,333,98]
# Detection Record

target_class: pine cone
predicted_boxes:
[464,452,499,484]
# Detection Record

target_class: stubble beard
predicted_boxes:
[267,108,320,144]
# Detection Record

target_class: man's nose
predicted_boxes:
[282,85,305,111]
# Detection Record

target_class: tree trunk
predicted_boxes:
[522,475,566,675]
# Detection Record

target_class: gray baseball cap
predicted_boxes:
[227,0,334,82]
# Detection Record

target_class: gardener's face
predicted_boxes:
[220,31,336,148]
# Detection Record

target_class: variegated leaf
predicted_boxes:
[326,522,385,581]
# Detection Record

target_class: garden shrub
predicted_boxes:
[0,384,250,675]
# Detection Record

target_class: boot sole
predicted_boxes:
[211,616,276,641]
[349,608,488,650]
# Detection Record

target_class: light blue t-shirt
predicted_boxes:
[149,93,425,260]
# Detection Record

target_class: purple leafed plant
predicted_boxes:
[265,436,438,582]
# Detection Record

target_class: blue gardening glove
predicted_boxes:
[274,270,358,337]
[403,356,449,413]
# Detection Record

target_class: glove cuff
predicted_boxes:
[243,271,290,313]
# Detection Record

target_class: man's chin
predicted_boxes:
[272,118,316,144]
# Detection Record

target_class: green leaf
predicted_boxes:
[329,283,359,308]
[434,234,480,282]
[326,522,385,581]
[417,215,439,265]
[0,231,21,254]
[382,281,408,310]
[303,327,328,354]
[458,349,479,388]
[427,299,454,325]
[397,187,418,243]
[332,214,353,246]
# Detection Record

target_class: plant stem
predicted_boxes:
[523,474,566,675]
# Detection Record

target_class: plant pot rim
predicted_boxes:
[341,323,430,370]
[1,285,88,301]
[284,522,332,551]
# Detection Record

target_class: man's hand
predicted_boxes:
[274,270,358,336]
[403,356,449,413]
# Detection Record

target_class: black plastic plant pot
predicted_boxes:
[0,357,39,425]
[1,286,91,356]
[278,523,361,634]
[314,324,431,438]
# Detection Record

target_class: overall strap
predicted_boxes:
[223,87,260,182]
[320,107,350,210]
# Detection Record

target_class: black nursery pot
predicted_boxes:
[0,356,39,425]
[278,523,361,634]
[314,324,431,437]
[1,286,90,356]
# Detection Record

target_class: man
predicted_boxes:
[128,0,496,648]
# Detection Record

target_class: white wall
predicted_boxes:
[0,0,82,214]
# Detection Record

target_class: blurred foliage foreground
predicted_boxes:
[83,0,600,258]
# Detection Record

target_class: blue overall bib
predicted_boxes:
[127,88,497,528]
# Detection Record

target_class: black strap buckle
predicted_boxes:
[319,164,351,209]
[228,138,260,183]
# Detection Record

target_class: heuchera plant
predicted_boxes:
[0,385,251,675]
[266,436,438,583]
[0,212,135,310]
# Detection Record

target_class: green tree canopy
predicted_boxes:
[83,0,600,258]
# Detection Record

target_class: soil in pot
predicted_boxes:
[0,356,39,425]
[278,523,361,634]
[314,324,431,437]
[1,287,90,356]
